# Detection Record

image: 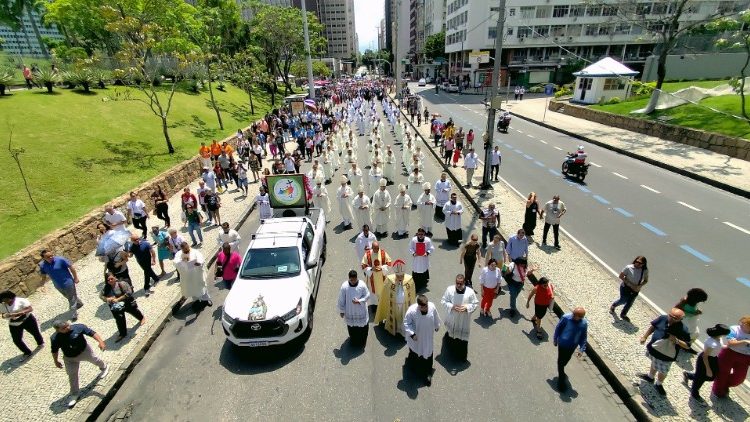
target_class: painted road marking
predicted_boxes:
[504,143,513,148]
[554,146,563,151]
[612,172,628,179]
[514,149,523,154]
[589,162,602,168]
[614,207,634,218]
[539,139,548,144]
[723,221,750,235]
[523,154,533,160]
[527,134,535,138]
[548,169,561,176]
[677,201,702,212]
[593,195,611,205]
[640,222,667,236]
[640,185,661,194]
[578,186,592,193]
[738,277,750,288]
[680,245,713,263]
[517,130,524,134]
[534,160,545,167]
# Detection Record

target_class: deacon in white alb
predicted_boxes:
[393,184,413,238]
[217,222,241,252]
[417,183,437,236]
[354,225,377,262]
[337,270,370,348]
[434,173,452,220]
[336,176,354,229]
[404,294,441,386]
[441,274,478,363]
[312,177,331,217]
[351,185,372,230]
[409,228,434,291]
[371,179,391,237]
[172,242,212,313]
[255,186,273,220]
[442,193,464,246]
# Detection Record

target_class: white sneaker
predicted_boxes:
[67,395,79,408]
[148,287,155,293]
[98,364,109,379]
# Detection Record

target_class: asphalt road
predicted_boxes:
[413,84,750,331]
[96,104,632,422]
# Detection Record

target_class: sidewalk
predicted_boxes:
[397,100,750,421]
[0,148,274,421]
[506,97,750,197]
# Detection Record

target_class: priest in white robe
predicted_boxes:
[173,243,212,313]
[336,176,354,229]
[417,182,436,236]
[404,294,442,386]
[409,228,434,291]
[371,179,391,237]
[337,270,370,348]
[255,186,273,220]
[442,193,464,246]
[351,186,372,231]
[441,274,478,362]
[312,177,331,217]
[393,184,413,238]
[434,173,452,220]
[348,163,363,190]
[383,148,396,183]
[354,224,377,262]
[361,241,391,307]
[407,169,424,209]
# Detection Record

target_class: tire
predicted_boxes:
[305,299,315,335]
[578,172,586,182]
[320,234,327,264]
[561,162,569,174]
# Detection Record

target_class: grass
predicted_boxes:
[0,53,53,85]
[590,79,750,140]
[0,83,275,259]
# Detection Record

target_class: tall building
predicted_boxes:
[294,0,356,60]
[424,0,446,37]
[442,0,738,87]
[0,8,63,58]
[378,18,386,51]
[385,0,394,52]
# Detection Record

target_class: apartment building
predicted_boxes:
[379,18,386,50]
[441,0,746,86]
[0,8,63,58]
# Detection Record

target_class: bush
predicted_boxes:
[60,70,76,89]
[0,70,13,95]
[94,69,111,89]
[34,68,60,93]
[70,68,96,92]
[554,86,573,98]
[630,80,655,96]
[607,97,621,104]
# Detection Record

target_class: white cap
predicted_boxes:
[358,184,365,193]
[379,178,387,187]
[398,183,406,192]
[422,182,431,190]
[340,175,349,184]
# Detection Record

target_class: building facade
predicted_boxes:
[309,0,357,60]
[0,8,63,58]
[441,0,744,87]
[379,18,386,50]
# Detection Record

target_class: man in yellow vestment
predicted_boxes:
[361,241,392,307]
[374,259,417,337]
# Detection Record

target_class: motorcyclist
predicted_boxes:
[566,145,587,172]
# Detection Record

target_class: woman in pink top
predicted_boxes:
[215,243,242,288]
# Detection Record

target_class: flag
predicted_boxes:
[304,99,317,112]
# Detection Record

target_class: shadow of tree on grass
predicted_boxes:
[74,139,173,173]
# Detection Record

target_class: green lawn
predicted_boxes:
[0,83,274,259]
[590,89,750,140]
[0,53,53,85]
[659,79,731,92]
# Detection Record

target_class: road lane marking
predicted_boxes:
[554,146,563,151]
[548,169,561,176]
[612,172,628,179]
[534,160,545,167]
[514,149,523,154]
[523,154,533,160]
[677,201,702,212]
[527,134,535,138]
[680,245,713,263]
[738,277,750,288]
[593,195,611,205]
[614,207,634,218]
[578,186,591,193]
[539,139,548,144]
[517,130,524,134]
[589,162,602,168]
[640,185,661,194]
[640,222,667,236]
[504,143,513,148]
[724,221,750,235]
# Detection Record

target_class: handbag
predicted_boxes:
[651,338,678,360]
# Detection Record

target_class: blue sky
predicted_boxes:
[355,0,385,52]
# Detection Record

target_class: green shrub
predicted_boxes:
[0,70,13,95]
[607,97,621,104]
[94,69,111,88]
[70,68,96,92]
[555,86,573,98]
[60,70,76,89]
[34,68,60,93]
[630,80,655,96]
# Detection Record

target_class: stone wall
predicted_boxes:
[548,101,750,161]
[0,133,241,294]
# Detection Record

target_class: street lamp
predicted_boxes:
[481,0,506,191]
[301,0,315,100]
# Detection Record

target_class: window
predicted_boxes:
[507,27,514,35]
[603,78,626,90]
[578,78,593,90]
[652,3,667,14]
[551,25,566,37]
[602,5,618,16]
[553,5,569,18]
[571,5,585,17]
[518,27,532,38]
[488,26,497,39]
[536,6,550,19]
[520,6,535,19]
[614,24,631,35]
[567,24,582,37]
[240,247,301,279]
[636,3,651,15]
[534,26,549,38]
[509,8,516,17]
[586,5,601,16]
[598,25,612,36]
[584,25,598,36]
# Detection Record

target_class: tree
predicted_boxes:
[222,49,271,116]
[424,31,445,61]
[1,1,50,58]
[102,0,200,154]
[590,0,739,114]
[290,60,331,79]
[46,0,120,56]
[708,10,750,120]
[250,3,326,97]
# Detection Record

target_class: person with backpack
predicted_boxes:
[204,190,222,227]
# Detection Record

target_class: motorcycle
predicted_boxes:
[496,113,511,133]
[561,155,590,182]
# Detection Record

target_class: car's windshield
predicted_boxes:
[240,247,300,279]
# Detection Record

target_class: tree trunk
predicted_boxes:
[643,44,670,114]
[271,80,277,106]
[206,66,224,130]
[740,44,750,121]
[248,88,255,115]
[25,6,49,58]
[162,116,175,154]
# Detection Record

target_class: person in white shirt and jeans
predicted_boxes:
[126,192,149,239]
[463,147,479,188]
[490,146,501,181]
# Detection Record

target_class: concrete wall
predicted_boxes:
[0,132,242,295]
[642,53,747,82]
[548,101,750,161]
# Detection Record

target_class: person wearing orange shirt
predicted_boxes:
[199,143,211,168]
[222,142,234,158]
[210,140,222,161]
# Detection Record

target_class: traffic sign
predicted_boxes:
[469,51,490,64]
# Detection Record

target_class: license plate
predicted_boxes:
[247,341,268,347]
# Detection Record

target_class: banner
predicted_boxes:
[267,174,307,209]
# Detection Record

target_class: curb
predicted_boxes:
[80,201,257,421]
[393,95,649,422]
[510,111,750,200]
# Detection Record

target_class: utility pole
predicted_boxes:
[301,0,316,100]
[395,0,402,100]
[480,0,505,190]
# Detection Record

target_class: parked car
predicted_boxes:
[425,76,434,83]
[446,83,459,92]
[222,210,327,347]
[418,78,426,86]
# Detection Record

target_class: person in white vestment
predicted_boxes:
[441,274,478,363]
[312,177,331,217]
[409,228,434,291]
[351,186,372,230]
[434,173,452,220]
[255,186,273,220]
[407,169,424,208]
[217,222,241,252]
[336,175,354,229]
[393,184,413,238]
[337,270,370,348]
[354,225,377,262]
[348,163,363,190]
[404,294,441,386]
[383,148,396,184]
[417,183,436,236]
[172,243,212,314]
[442,193,464,246]
[371,179,391,237]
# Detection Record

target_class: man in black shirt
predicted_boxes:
[129,234,160,296]
[51,320,108,408]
